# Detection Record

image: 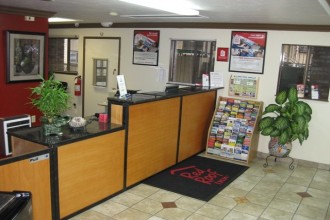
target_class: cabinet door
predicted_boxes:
[0,154,52,220]
[58,131,125,218]
[178,91,216,161]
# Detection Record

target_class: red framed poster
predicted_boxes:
[229,31,267,74]
[133,30,160,66]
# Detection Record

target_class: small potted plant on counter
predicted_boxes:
[258,87,312,158]
[29,75,71,136]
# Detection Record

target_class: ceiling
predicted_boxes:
[1,0,330,27]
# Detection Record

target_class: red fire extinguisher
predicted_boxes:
[74,75,82,96]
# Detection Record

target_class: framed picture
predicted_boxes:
[229,31,267,74]
[6,31,45,83]
[133,30,159,66]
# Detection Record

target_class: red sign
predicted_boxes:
[217,47,229,62]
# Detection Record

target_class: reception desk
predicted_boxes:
[3,86,219,219]
[108,87,218,186]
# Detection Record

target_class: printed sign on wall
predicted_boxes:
[133,30,160,66]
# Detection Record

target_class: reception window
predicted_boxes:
[169,40,216,85]
[278,44,330,101]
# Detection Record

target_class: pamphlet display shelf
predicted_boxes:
[205,96,263,165]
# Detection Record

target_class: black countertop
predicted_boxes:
[108,86,221,105]
[7,119,123,148]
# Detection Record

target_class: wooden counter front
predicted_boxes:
[178,91,216,161]
[0,153,52,220]
[126,98,180,187]
[58,130,125,218]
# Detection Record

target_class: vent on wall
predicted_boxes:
[120,14,207,19]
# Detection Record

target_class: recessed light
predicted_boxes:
[109,12,118,16]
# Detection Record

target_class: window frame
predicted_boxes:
[277,44,330,102]
[48,37,79,75]
[168,39,216,85]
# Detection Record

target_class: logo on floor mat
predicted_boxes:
[170,165,229,185]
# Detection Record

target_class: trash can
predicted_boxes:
[0,191,32,220]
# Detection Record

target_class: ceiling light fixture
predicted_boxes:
[121,14,206,19]
[120,0,199,15]
[109,12,118,16]
[48,17,79,23]
[101,21,113,27]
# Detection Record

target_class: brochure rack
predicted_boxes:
[205,96,263,165]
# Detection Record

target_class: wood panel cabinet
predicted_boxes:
[178,91,216,162]
[126,98,180,187]
[0,153,52,220]
[57,131,125,218]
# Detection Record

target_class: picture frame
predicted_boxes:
[229,31,267,74]
[133,30,159,66]
[6,31,45,83]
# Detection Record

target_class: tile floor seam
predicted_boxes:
[92,208,122,218]
[237,166,273,216]
[183,211,199,220]
[194,203,227,220]
[130,205,157,216]
[222,208,246,220]
[258,166,293,220]
[140,193,187,218]
[288,164,325,220]
[278,169,301,219]
[293,165,319,219]
[140,196,166,217]
[214,166,269,219]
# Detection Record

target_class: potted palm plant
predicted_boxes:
[258,87,312,157]
[29,75,71,136]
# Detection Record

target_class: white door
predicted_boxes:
[83,37,120,117]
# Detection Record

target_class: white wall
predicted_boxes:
[53,73,83,117]
[49,28,330,165]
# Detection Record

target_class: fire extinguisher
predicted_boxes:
[74,75,82,96]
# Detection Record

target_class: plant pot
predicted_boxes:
[268,137,292,158]
[41,116,70,136]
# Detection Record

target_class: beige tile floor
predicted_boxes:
[70,157,330,220]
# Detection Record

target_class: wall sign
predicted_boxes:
[229,31,267,74]
[228,75,259,99]
[217,47,229,62]
[133,30,160,66]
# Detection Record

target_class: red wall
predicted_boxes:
[0,13,49,124]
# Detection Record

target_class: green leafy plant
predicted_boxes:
[258,87,312,145]
[30,76,71,118]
